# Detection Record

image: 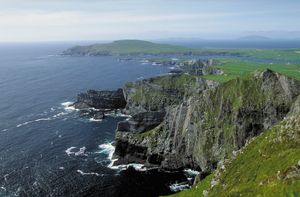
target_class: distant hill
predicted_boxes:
[63,40,195,56]
[238,35,271,41]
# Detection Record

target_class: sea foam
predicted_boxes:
[77,170,103,177]
[61,101,77,112]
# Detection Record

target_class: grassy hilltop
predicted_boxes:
[63,40,300,61]
[63,40,194,55]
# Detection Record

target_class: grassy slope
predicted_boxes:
[203,59,300,82]
[66,40,193,55]
[168,112,300,197]
[65,40,300,61]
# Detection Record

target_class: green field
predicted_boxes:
[203,59,300,82]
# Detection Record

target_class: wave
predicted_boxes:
[89,118,102,122]
[184,169,200,176]
[61,101,77,112]
[65,147,76,156]
[77,170,103,177]
[16,117,52,128]
[109,163,147,171]
[52,112,68,118]
[65,146,88,157]
[98,142,115,160]
[1,129,8,132]
[97,142,147,171]
[74,147,88,156]
[169,182,190,192]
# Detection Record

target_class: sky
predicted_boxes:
[0,0,299,42]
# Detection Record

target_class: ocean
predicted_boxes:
[0,43,178,197]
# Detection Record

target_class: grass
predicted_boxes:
[202,59,300,82]
[169,113,300,197]
[64,39,300,61]
[210,115,300,196]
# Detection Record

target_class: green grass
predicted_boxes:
[64,39,300,61]
[203,59,300,82]
[64,40,194,55]
[170,113,300,197]
[210,115,300,196]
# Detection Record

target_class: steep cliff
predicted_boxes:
[122,74,218,115]
[172,95,300,197]
[114,70,300,175]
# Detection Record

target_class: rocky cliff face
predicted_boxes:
[72,89,127,119]
[113,70,300,174]
[122,74,218,115]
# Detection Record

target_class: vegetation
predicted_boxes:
[203,59,300,82]
[64,40,195,55]
[64,40,300,61]
[168,103,300,197]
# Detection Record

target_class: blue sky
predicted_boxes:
[0,0,299,42]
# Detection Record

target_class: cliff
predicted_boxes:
[113,70,300,175]
[172,95,300,196]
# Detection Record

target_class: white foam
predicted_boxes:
[74,147,88,156]
[65,147,76,156]
[77,170,103,177]
[35,118,52,122]
[99,142,115,160]
[16,117,52,128]
[53,112,68,118]
[109,163,146,171]
[184,169,200,176]
[0,186,6,191]
[16,121,31,128]
[1,129,8,132]
[89,118,102,122]
[61,101,77,112]
[98,142,147,171]
[59,167,65,170]
[105,111,131,118]
[169,182,190,192]
[65,146,88,157]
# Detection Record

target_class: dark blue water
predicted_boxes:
[0,43,172,197]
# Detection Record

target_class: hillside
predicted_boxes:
[62,40,194,56]
[170,97,300,196]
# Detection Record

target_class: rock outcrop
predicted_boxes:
[72,89,127,119]
[122,74,218,115]
[73,89,127,110]
[117,111,166,133]
[113,70,300,174]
